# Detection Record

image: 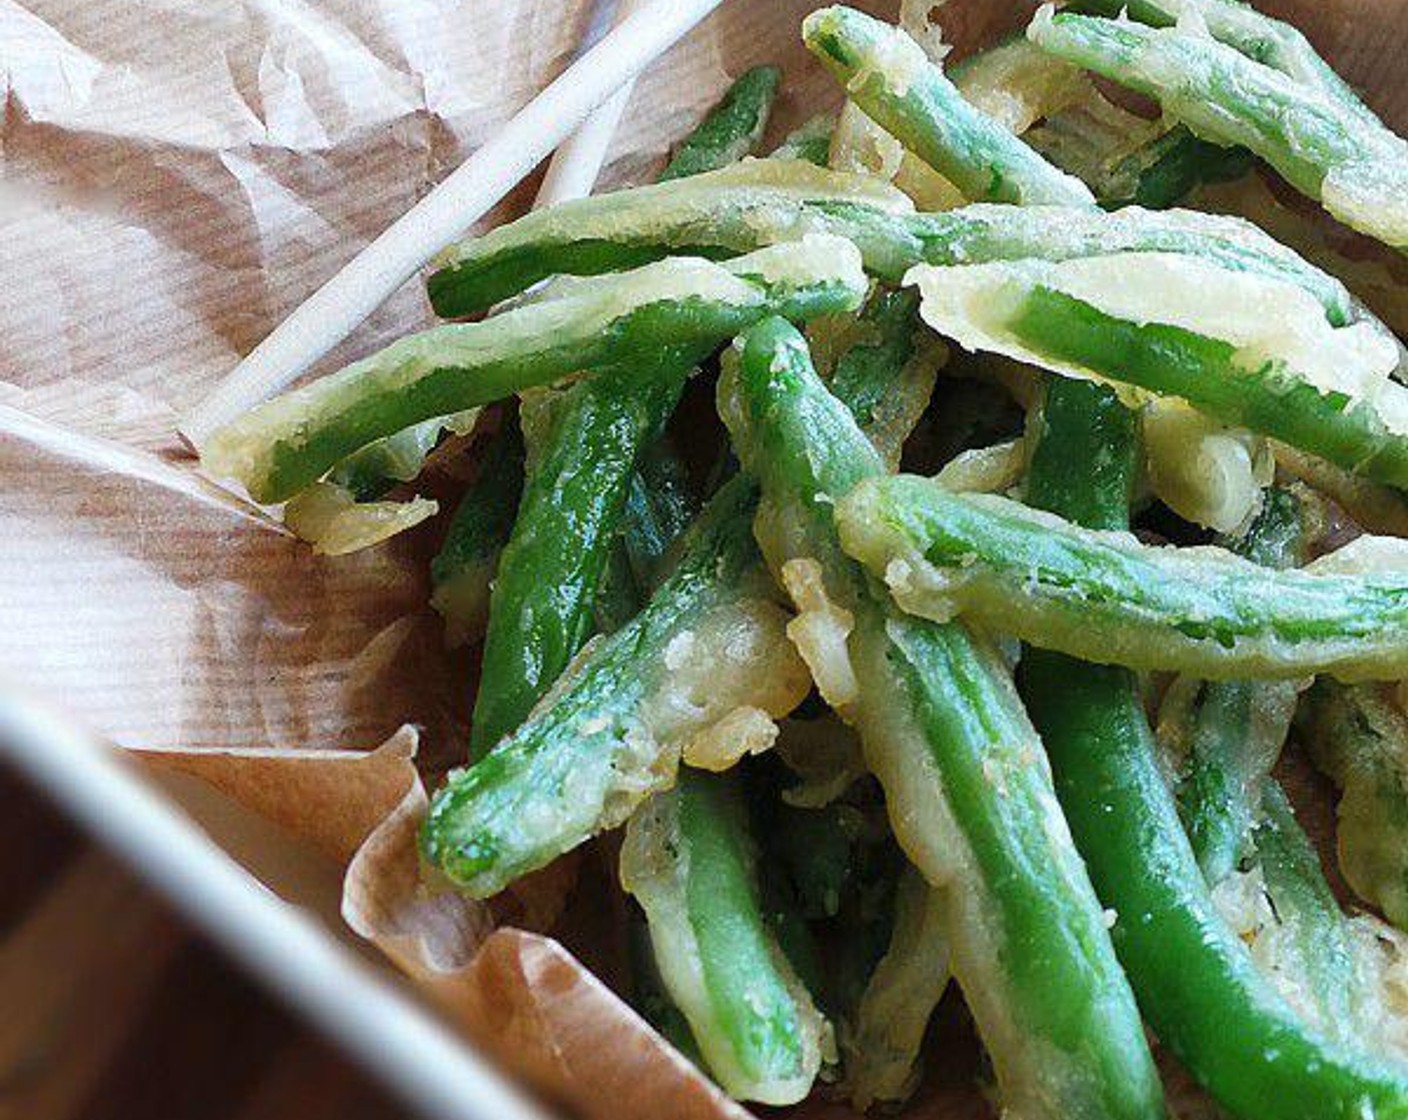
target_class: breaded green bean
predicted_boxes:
[1300,679,1408,931]
[802,6,1094,206]
[770,115,835,167]
[469,363,689,754]
[836,477,1408,681]
[723,317,1164,1120]
[843,868,950,1109]
[660,66,781,181]
[425,159,1352,321]
[1170,487,1309,883]
[429,417,525,647]
[202,236,866,503]
[1029,9,1408,251]
[904,253,1408,488]
[621,768,831,1104]
[421,476,809,897]
[1068,0,1375,121]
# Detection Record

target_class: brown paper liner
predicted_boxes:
[6,0,1408,1116]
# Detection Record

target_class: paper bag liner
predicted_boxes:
[5,0,1408,1116]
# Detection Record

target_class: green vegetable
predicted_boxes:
[1300,679,1408,931]
[1017,372,1408,1119]
[1028,10,1408,251]
[723,317,1164,1120]
[843,868,949,1110]
[659,66,781,181]
[770,114,835,166]
[1246,781,1358,1036]
[421,475,808,897]
[469,363,689,754]
[904,254,1408,489]
[1167,488,1308,884]
[429,417,526,647]
[827,287,940,471]
[620,437,699,590]
[835,475,1408,681]
[1023,656,1408,1119]
[470,64,784,748]
[802,6,1094,205]
[202,236,866,503]
[1068,0,1376,121]
[1168,487,1309,885]
[620,768,831,1104]
[1027,101,1252,210]
[424,159,1352,321]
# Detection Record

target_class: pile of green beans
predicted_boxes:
[197,3,1408,1112]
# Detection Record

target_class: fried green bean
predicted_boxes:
[202,236,866,503]
[429,417,525,646]
[1017,375,1408,1119]
[620,768,831,1104]
[843,868,950,1110]
[1170,488,1308,883]
[1023,659,1408,1119]
[469,363,689,754]
[1300,679,1408,931]
[1027,102,1252,210]
[421,475,810,896]
[1028,9,1408,251]
[660,66,781,181]
[904,253,1408,488]
[424,159,1352,321]
[802,6,1094,206]
[836,476,1408,681]
[620,437,698,590]
[723,316,1164,1120]
[470,64,784,747]
[1068,0,1375,121]
[770,114,835,167]
[1244,780,1359,1036]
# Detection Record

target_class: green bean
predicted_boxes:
[827,288,940,471]
[802,7,1093,206]
[1170,488,1308,884]
[619,437,699,589]
[1025,376,1139,533]
[904,255,1408,488]
[425,159,1352,322]
[836,475,1408,681]
[470,65,783,747]
[1016,377,1408,1117]
[1028,10,1408,251]
[620,768,831,1104]
[1247,780,1358,1036]
[1300,679,1408,931]
[628,916,702,1063]
[201,237,866,504]
[1067,0,1376,121]
[421,475,809,897]
[1028,103,1252,210]
[469,363,689,754]
[326,409,479,500]
[429,417,526,647]
[427,161,906,316]
[659,66,781,181]
[723,317,1164,1119]
[843,868,950,1109]
[1022,658,1408,1119]
[770,115,835,167]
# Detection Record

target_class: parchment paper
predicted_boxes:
[4,1,1407,1117]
